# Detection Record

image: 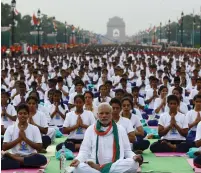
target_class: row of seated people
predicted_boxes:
[1,92,201,170]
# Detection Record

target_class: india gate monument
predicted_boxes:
[105,16,127,43]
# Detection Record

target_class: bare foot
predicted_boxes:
[87,161,101,171]
[161,140,176,151]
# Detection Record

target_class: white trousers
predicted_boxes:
[74,158,139,173]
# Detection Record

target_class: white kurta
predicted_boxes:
[74,123,139,173]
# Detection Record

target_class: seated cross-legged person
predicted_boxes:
[194,121,201,168]
[70,103,143,173]
[150,95,194,153]
[148,85,168,126]
[186,95,201,141]
[110,98,136,144]
[26,96,51,153]
[1,104,47,170]
[49,90,68,132]
[56,95,95,152]
[121,97,150,153]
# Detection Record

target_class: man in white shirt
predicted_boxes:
[1,104,47,170]
[194,121,201,168]
[150,95,194,153]
[70,103,143,173]
[145,77,159,109]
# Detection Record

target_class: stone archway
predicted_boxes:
[106,16,126,43]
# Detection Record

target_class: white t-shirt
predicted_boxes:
[189,89,199,100]
[49,104,68,126]
[3,123,42,156]
[154,98,165,115]
[63,110,95,139]
[93,97,111,107]
[195,122,201,150]
[116,116,134,134]
[129,114,142,130]
[159,112,188,140]
[145,88,158,109]
[186,110,201,131]
[12,94,26,107]
[32,111,48,129]
[1,104,17,128]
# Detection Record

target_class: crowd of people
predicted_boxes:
[1,45,201,172]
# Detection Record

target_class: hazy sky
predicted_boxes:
[2,0,201,36]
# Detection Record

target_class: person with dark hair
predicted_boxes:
[68,80,85,109]
[44,79,57,103]
[105,80,115,98]
[56,76,69,102]
[49,90,68,131]
[132,86,145,111]
[12,82,27,108]
[165,87,188,115]
[189,78,201,104]
[121,97,150,153]
[136,70,148,97]
[116,78,132,94]
[1,104,47,170]
[83,91,98,118]
[186,95,201,141]
[145,77,159,109]
[1,91,17,129]
[161,76,171,89]
[44,89,55,108]
[110,98,136,143]
[93,85,111,107]
[168,77,185,97]
[150,95,194,153]
[25,81,44,101]
[56,94,95,152]
[148,86,168,126]
[115,89,125,101]
[26,96,51,153]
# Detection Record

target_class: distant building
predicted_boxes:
[100,16,127,44]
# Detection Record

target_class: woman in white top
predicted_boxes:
[56,94,95,152]
[49,90,68,130]
[148,86,168,126]
[165,87,188,115]
[93,85,111,107]
[26,96,51,152]
[186,94,201,141]
[121,97,150,152]
[2,104,47,170]
[84,91,98,119]
[1,91,17,129]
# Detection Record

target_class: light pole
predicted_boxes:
[168,20,171,44]
[11,0,16,45]
[160,22,162,44]
[193,17,196,48]
[65,21,67,44]
[37,9,41,47]
[181,11,184,46]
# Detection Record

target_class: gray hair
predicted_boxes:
[97,102,112,113]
